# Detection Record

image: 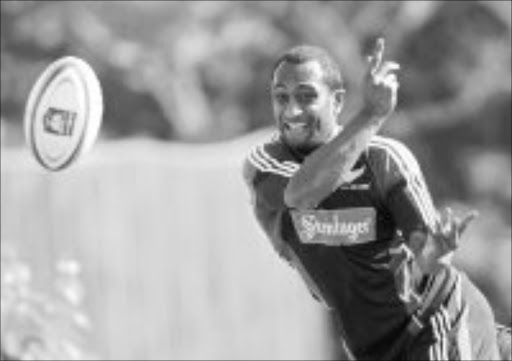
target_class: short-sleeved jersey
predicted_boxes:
[243,134,439,359]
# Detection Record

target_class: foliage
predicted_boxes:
[1,2,509,140]
[0,241,96,360]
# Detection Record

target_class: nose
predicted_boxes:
[283,99,302,119]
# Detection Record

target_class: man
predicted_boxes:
[242,38,507,360]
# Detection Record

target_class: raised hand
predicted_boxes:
[362,37,400,120]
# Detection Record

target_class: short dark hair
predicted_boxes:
[271,45,344,91]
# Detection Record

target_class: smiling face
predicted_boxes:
[272,60,344,153]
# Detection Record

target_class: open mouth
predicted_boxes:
[283,121,310,131]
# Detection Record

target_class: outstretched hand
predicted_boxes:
[408,207,478,274]
[433,207,479,254]
[362,37,400,120]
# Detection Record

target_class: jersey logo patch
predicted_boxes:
[291,208,376,246]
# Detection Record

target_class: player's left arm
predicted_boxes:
[377,139,477,275]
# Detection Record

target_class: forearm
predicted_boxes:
[284,109,385,209]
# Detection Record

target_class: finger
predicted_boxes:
[434,207,449,233]
[380,73,398,86]
[457,210,479,234]
[369,37,385,75]
[367,55,374,67]
[375,61,400,78]
[433,211,444,235]
[381,76,399,97]
[441,207,454,235]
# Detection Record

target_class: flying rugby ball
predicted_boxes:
[24,56,103,171]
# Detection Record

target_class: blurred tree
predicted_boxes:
[2,1,510,144]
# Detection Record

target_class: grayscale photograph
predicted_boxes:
[1,1,511,360]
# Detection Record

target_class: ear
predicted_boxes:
[332,88,345,116]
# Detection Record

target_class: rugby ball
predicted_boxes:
[24,56,103,171]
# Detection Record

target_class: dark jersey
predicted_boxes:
[243,134,439,359]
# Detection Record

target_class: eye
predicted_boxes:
[297,91,317,105]
[274,92,289,104]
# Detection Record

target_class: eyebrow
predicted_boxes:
[272,84,286,90]
[272,83,317,91]
[296,84,317,91]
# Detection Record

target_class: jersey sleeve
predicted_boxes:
[242,143,299,263]
[369,137,439,241]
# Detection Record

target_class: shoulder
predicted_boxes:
[243,135,299,209]
[367,135,422,176]
[368,135,418,162]
[243,135,300,187]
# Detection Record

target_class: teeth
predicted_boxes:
[286,122,308,130]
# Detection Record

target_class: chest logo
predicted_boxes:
[290,207,376,246]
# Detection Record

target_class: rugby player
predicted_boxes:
[243,39,509,360]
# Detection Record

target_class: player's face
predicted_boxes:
[272,60,344,153]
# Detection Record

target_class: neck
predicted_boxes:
[282,140,316,161]
[281,126,344,161]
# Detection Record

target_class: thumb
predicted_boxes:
[369,37,385,75]
[457,210,479,235]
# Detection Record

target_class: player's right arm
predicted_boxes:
[284,38,399,210]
